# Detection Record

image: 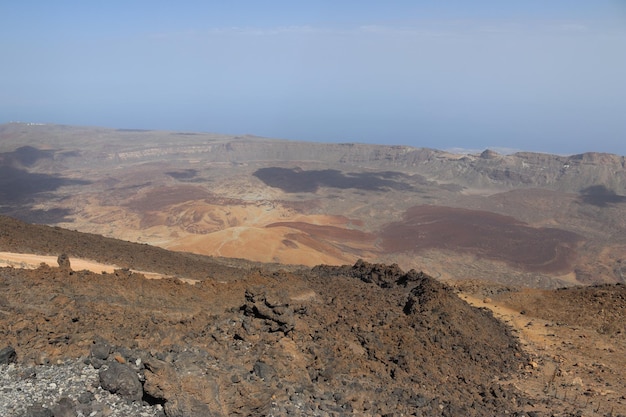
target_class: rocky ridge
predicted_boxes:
[2,123,625,194]
[1,254,536,416]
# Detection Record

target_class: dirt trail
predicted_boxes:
[0,252,120,273]
[460,289,626,416]
[0,252,178,281]
[462,293,554,350]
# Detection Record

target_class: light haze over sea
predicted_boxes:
[2,1,625,156]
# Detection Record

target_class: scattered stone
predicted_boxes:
[50,397,76,417]
[99,362,143,402]
[24,404,53,417]
[252,361,276,380]
[57,254,71,271]
[77,391,95,404]
[0,346,17,365]
[242,288,295,334]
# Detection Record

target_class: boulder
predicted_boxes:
[57,253,71,271]
[252,360,276,380]
[25,404,53,417]
[143,356,223,417]
[99,362,143,402]
[88,339,112,369]
[50,397,76,417]
[242,288,295,334]
[0,346,17,364]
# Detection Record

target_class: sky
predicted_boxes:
[1,1,626,155]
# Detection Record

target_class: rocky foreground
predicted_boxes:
[0,257,546,417]
[4,255,624,417]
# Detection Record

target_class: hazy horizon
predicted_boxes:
[2,1,626,156]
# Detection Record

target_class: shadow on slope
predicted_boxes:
[0,146,90,223]
[381,205,582,274]
[253,167,415,193]
[579,185,626,207]
[0,215,247,280]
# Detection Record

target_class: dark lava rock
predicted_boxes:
[56,253,71,271]
[99,362,143,402]
[0,253,538,416]
[403,276,522,358]
[313,258,429,288]
[77,391,95,404]
[304,260,529,416]
[0,346,17,364]
[252,360,276,380]
[90,340,112,360]
[25,404,53,417]
[50,397,76,417]
[242,288,295,334]
[88,339,112,368]
[143,355,221,417]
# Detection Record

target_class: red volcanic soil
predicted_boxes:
[266,221,374,242]
[126,185,212,212]
[381,205,582,273]
[266,221,377,259]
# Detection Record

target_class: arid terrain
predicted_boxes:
[1,123,626,415]
[1,122,626,288]
[0,216,625,416]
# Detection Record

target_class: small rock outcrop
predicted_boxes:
[98,362,143,402]
[56,253,71,272]
[0,346,17,364]
[313,258,431,288]
[242,288,295,334]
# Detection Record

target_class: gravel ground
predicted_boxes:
[0,359,161,417]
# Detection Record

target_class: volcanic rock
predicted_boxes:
[313,258,425,288]
[24,404,53,417]
[56,254,71,272]
[0,346,17,364]
[89,339,113,369]
[143,355,222,417]
[99,362,143,402]
[3,211,626,417]
[242,288,296,334]
[50,397,76,417]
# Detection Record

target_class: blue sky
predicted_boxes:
[1,1,626,155]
